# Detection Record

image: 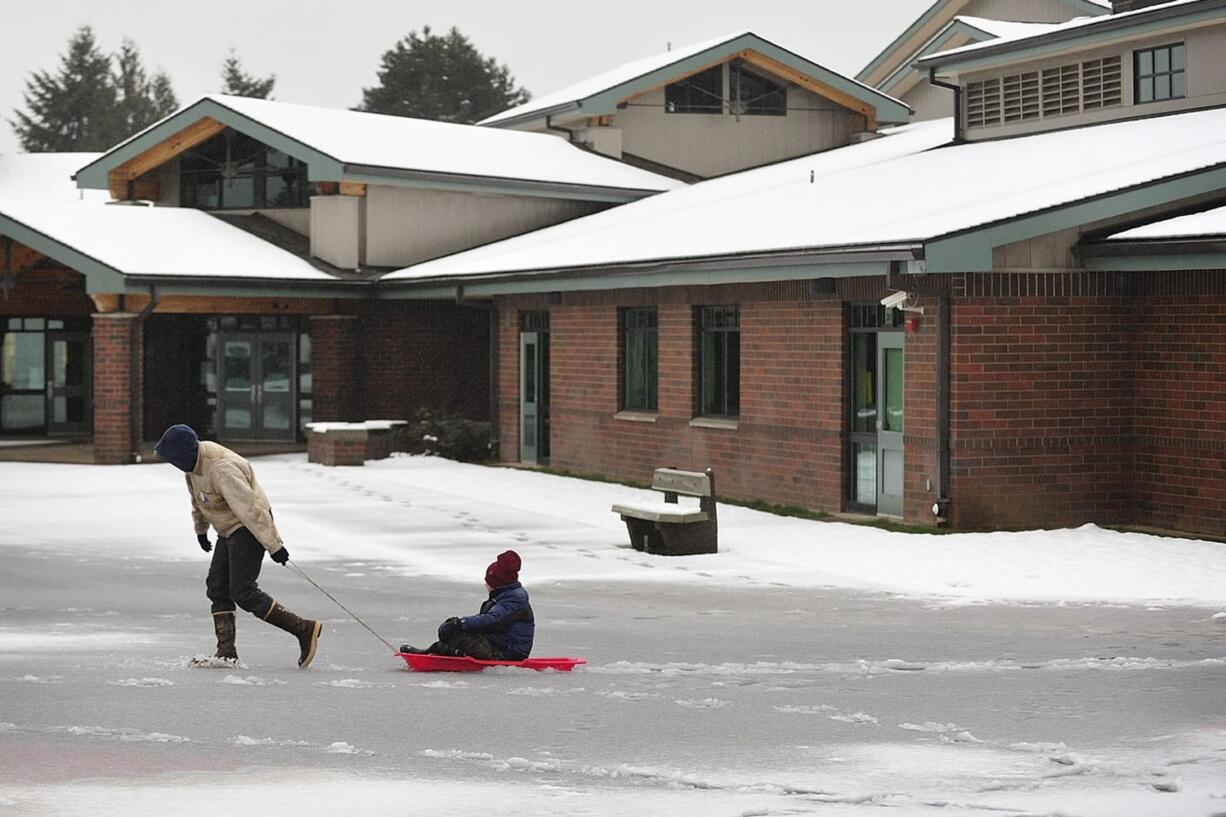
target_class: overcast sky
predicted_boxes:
[3,0,935,154]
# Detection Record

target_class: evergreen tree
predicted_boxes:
[11,26,117,151]
[113,39,178,138]
[10,27,178,152]
[220,50,275,99]
[357,26,530,123]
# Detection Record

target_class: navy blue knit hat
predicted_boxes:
[155,424,200,473]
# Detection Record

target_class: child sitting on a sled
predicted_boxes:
[400,550,534,661]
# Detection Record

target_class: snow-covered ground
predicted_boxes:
[1,453,1224,816]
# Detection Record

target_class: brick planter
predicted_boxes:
[363,420,407,460]
[306,423,369,466]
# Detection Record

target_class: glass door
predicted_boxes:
[520,331,540,463]
[877,332,905,517]
[46,331,90,435]
[217,332,297,441]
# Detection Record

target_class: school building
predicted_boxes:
[3,0,1225,538]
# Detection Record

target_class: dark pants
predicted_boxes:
[430,632,504,660]
[206,528,274,619]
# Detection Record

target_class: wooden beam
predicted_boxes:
[737,50,878,130]
[90,293,122,313]
[617,56,732,107]
[151,295,340,315]
[339,182,367,197]
[107,116,226,195]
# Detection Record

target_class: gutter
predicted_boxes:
[381,243,926,291]
[917,0,1226,71]
[340,161,667,203]
[482,101,583,131]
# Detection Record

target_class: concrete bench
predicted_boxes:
[612,468,718,556]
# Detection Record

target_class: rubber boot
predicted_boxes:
[398,644,430,655]
[263,601,322,668]
[213,611,238,661]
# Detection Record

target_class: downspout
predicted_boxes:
[545,115,577,142]
[455,285,499,453]
[928,67,964,143]
[130,286,159,463]
[887,260,950,522]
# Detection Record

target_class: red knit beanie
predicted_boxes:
[485,550,521,588]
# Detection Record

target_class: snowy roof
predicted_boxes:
[856,0,1110,84]
[0,200,336,282]
[480,31,909,128]
[0,153,108,202]
[383,105,1226,283]
[919,0,1213,68]
[1108,205,1226,240]
[76,95,683,197]
[953,16,1066,40]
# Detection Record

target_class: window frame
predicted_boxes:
[179,129,310,211]
[619,307,659,413]
[695,306,740,419]
[1134,42,1186,105]
[728,59,788,117]
[665,64,725,115]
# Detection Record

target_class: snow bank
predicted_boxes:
[1,455,1223,608]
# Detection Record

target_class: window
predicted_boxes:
[697,306,739,418]
[1135,43,1185,104]
[180,129,310,210]
[620,308,658,412]
[728,60,787,116]
[666,65,723,114]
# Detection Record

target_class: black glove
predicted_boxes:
[197,534,212,553]
[271,546,289,565]
[438,617,462,641]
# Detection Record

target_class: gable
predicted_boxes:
[858,0,1110,89]
[481,32,909,129]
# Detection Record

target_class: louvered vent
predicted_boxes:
[1082,56,1123,109]
[966,78,1002,128]
[1003,71,1041,122]
[1042,64,1081,117]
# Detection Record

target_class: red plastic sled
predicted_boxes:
[397,653,585,673]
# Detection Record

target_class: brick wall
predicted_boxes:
[496,282,846,511]
[309,315,360,422]
[357,301,490,422]
[946,273,1136,530]
[92,312,142,464]
[1132,278,1226,537]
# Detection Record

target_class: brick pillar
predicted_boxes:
[92,312,143,464]
[310,315,360,422]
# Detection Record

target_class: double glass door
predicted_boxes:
[217,333,296,440]
[0,319,90,436]
[850,330,904,517]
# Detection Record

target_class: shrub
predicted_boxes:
[404,409,493,463]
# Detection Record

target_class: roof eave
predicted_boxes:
[918,0,1226,75]
[338,163,671,203]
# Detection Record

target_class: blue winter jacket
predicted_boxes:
[460,582,534,660]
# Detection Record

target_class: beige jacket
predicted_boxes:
[185,441,284,553]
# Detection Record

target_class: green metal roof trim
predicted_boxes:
[74,97,345,190]
[73,97,674,202]
[877,18,996,94]
[490,32,911,128]
[0,208,368,299]
[856,0,1109,84]
[0,211,126,293]
[918,0,1226,74]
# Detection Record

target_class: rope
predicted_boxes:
[286,559,398,654]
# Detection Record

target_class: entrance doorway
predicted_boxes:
[848,306,904,517]
[217,332,297,441]
[519,312,550,464]
[1,317,91,436]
